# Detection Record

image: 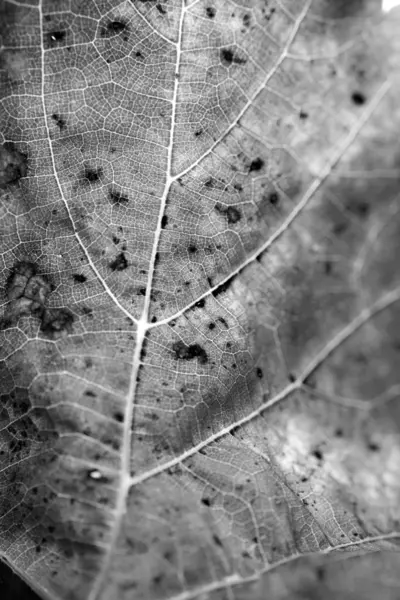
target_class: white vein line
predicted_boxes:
[130,279,400,488]
[37,1,139,327]
[148,78,392,330]
[86,3,186,599]
[164,533,400,600]
[169,1,311,182]
[299,285,400,382]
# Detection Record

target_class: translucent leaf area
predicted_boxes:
[0,1,400,599]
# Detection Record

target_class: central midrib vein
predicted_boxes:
[87,3,186,598]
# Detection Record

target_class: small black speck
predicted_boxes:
[188,245,197,254]
[249,157,264,172]
[194,129,203,137]
[161,215,168,228]
[334,428,343,437]
[312,448,323,461]
[114,412,124,422]
[208,322,215,330]
[73,273,86,283]
[206,6,216,18]
[135,50,144,59]
[256,367,263,379]
[269,192,279,205]
[195,298,205,309]
[351,91,366,105]
[299,110,309,120]
[368,442,380,452]
[204,177,214,188]
[202,497,211,506]
[51,113,66,130]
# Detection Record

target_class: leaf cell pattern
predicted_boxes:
[0,1,400,599]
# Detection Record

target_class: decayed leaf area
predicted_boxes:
[0,0,400,599]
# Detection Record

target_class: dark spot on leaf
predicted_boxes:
[208,322,215,330]
[194,129,203,137]
[85,390,96,397]
[349,200,369,218]
[312,448,323,461]
[269,192,279,205]
[51,113,66,130]
[212,275,235,298]
[188,245,197,254]
[201,497,211,506]
[221,47,246,66]
[213,534,223,547]
[368,441,380,452]
[204,177,214,188]
[73,273,86,283]
[217,316,228,328]
[335,428,343,437]
[161,215,168,228]
[249,157,264,172]
[243,13,251,27]
[351,91,366,105]
[40,308,75,339]
[256,367,263,379]
[139,287,146,296]
[83,166,102,184]
[316,566,325,581]
[206,6,216,18]
[109,253,128,271]
[135,50,144,59]
[172,341,208,364]
[299,110,309,120]
[215,203,241,224]
[154,252,160,267]
[109,188,129,204]
[114,412,124,422]
[47,31,66,46]
[195,298,205,309]
[140,337,148,361]
[0,142,28,187]
[101,20,128,37]
[156,3,167,14]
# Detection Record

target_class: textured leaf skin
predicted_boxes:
[0,1,400,599]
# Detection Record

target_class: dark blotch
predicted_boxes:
[204,177,214,188]
[161,215,168,228]
[312,448,323,461]
[172,341,208,365]
[194,129,203,137]
[102,20,128,37]
[215,203,241,225]
[0,142,28,187]
[269,192,279,205]
[109,188,129,204]
[188,245,197,254]
[156,3,167,14]
[249,157,264,172]
[51,113,66,130]
[83,166,102,184]
[256,367,263,379]
[221,47,246,66]
[47,31,66,46]
[212,275,235,298]
[109,253,128,271]
[72,273,86,283]
[351,91,366,105]
[40,308,75,339]
[368,442,380,452]
[206,6,216,18]
[194,298,205,309]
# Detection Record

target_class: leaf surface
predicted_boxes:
[0,1,400,599]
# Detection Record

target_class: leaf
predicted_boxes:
[0,1,400,599]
